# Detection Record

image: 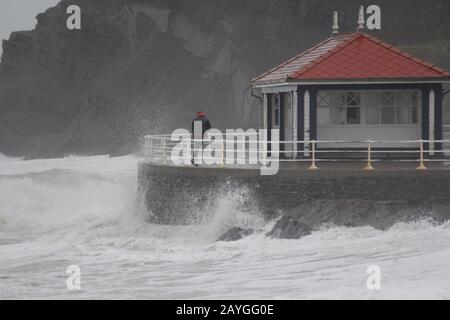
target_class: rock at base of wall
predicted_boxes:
[218,227,254,241]
[267,216,312,239]
[266,199,439,239]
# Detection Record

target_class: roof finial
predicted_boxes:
[332,11,339,37]
[357,5,365,32]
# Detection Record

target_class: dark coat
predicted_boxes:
[191,116,211,138]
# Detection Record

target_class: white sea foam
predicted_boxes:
[1,154,450,299]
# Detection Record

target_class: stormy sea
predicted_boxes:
[1,154,450,299]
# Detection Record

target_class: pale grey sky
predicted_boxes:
[0,0,60,58]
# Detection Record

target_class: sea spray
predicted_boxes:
[194,183,266,240]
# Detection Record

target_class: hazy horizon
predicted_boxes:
[0,0,59,59]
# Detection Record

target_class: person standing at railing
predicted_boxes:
[191,111,212,166]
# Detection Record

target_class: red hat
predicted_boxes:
[196,111,205,117]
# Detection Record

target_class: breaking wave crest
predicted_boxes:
[0,155,266,243]
[0,170,133,232]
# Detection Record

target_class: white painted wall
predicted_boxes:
[262,94,268,129]
[283,92,293,157]
[317,90,422,148]
[317,125,421,148]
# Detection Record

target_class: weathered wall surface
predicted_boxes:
[138,163,450,229]
[1,0,450,158]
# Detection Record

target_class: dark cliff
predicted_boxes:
[1,0,449,158]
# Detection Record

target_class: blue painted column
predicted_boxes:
[309,89,318,141]
[421,88,430,154]
[434,85,443,154]
[297,87,305,155]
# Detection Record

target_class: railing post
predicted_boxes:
[308,140,318,170]
[417,139,427,170]
[364,140,374,170]
[162,137,167,164]
[149,137,153,162]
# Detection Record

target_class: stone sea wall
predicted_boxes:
[138,163,450,239]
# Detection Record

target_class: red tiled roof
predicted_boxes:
[252,33,450,85]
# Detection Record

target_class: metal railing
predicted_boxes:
[144,134,450,170]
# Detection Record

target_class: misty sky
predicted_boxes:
[0,0,60,58]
